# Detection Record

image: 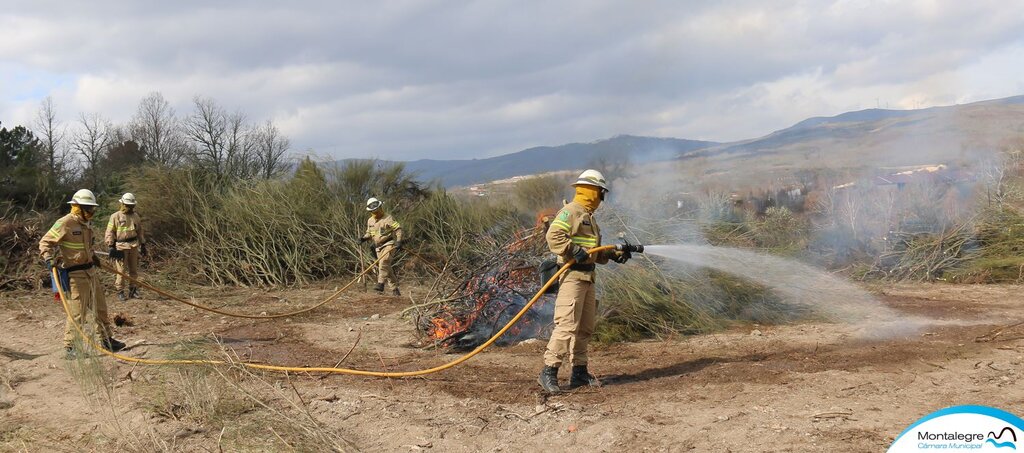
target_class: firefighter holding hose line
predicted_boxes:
[40,189,127,359]
[539,169,632,392]
[361,197,404,296]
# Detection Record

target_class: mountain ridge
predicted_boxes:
[333,94,1024,187]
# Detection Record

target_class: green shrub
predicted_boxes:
[946,207,1024,282]
[752,206,809,251]
[511,174,570,214]
[123,158,525,286]
[595,261,796,342]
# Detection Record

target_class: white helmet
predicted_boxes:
[67,189,99,206]
[366,197,383,211]
[119,192,137,205]
[573,169,609,191]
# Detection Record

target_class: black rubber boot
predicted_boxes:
[116,291,127,301]
[569,365,601,389]
[128,287,139,299]
[392,288,401,297]
[538,366,561,393]
[103,337,126,352]
[373,283,385,293]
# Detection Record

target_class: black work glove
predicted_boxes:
[613,250,631,264]
[572,246,590,264]
[109,246,118,258]
[92,255,101,267]
[360,236,370,243]
[44,258,55,269]
[140,243,148,257]
[393,240,403,251]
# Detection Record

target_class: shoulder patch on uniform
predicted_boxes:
[558,210,570,221]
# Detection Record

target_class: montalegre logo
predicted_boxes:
[889,406,1023,452]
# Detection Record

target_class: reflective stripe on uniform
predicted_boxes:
[551,219,572,231]
[61,241,86,250]
[570,235,598,247]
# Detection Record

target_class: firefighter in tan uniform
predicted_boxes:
[40,189,126,359]
[361,197,404,296]
[105,192,147,300]
[539,170,630,392]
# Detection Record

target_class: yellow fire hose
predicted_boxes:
[55,245,618,377]
[97,255,384,319]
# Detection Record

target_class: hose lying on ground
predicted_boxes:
[56,245,619,377]
[98,255,384,319]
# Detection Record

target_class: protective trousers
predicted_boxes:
[113,247,140,292]
[62,270,111,347]
[376,244,399,291]
[543,278,597,367]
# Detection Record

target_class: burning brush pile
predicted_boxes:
[417,224,558,350]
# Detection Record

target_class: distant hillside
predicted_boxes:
[332,95,1024,188]
[687,95,1024,169]
[337,135,717,187]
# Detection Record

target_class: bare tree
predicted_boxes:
[589,153,632,184]
[252,119,291,179]
[33,97,73,185]
[73,113,113,190]
[184,96,259,181]
[184,96,229,179]
[224,109,259,180]
[130,92,187,167]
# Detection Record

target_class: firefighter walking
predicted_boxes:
[105,192,147,300]
[539,170,630,392]
[361,197,404,296]
[40,189,126,358]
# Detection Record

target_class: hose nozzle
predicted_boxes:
[616,240,644,254]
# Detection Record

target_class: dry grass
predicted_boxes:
[60,332,354,452]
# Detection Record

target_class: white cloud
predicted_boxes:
[2,1,1024,160]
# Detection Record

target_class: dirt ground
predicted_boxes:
[2,278,1024,452]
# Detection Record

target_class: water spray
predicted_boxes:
[639,244,958,338]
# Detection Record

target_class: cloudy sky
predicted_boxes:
[2,0,1024,161]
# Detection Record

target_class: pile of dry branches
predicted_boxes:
[869,221,977,281]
